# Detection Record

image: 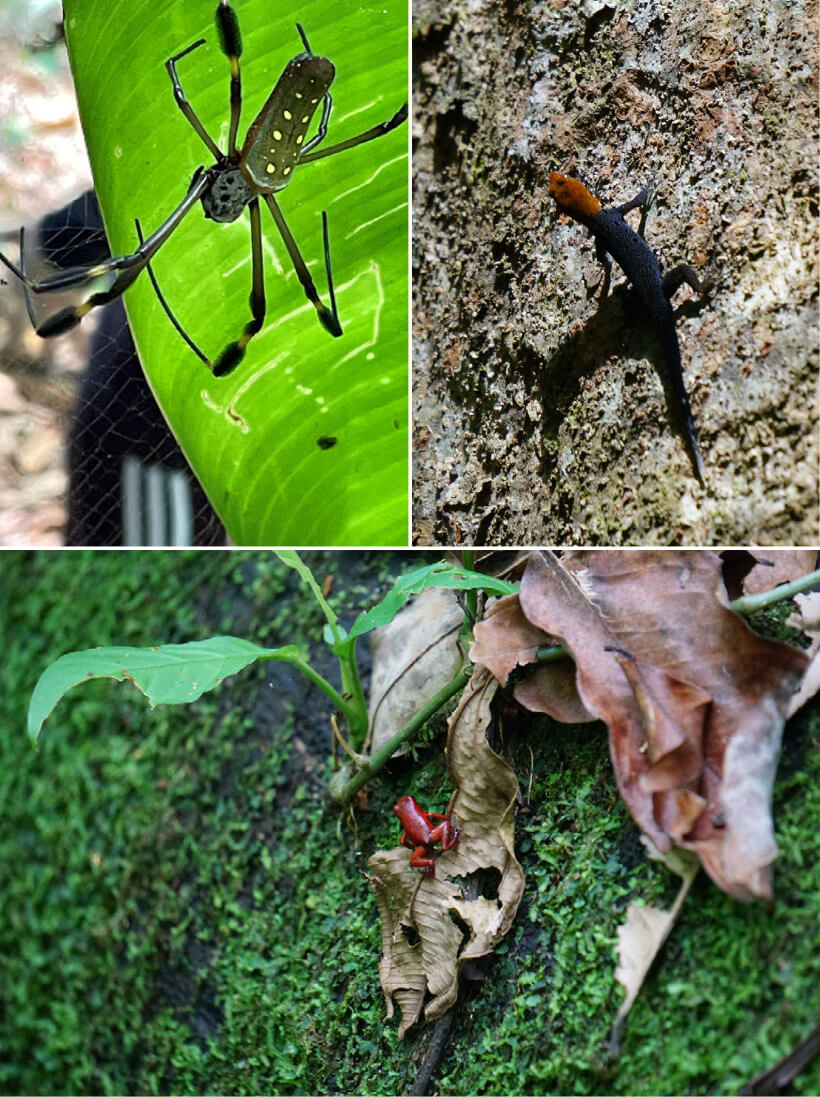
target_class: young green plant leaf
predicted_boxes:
[27,636,297,741]
[336,563,519,654]
[276,549,341,640]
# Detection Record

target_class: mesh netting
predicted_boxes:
[0,16,225,545]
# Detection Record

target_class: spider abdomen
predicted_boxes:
[202,165,255,223]
[240,53,335,193]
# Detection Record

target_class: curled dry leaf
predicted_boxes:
[610,838,700,1054]
[368,848,428,1037]
[513,660,596,724]
[369,668,525,1034]
[367,586,464,754]
[469,593,552,684]
[519,551,809,901]
[470,593,594,722]
[787,591,820,718]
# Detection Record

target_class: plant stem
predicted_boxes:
[264,652,356,723]
[336,663,473,803]
[338,635,369,744]
[535,643,567,662]
[729,567,820,615]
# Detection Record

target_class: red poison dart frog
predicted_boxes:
[393,794,459,877]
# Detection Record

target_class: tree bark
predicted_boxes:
[412,0,818,545]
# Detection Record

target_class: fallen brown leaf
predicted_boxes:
[469,593,593,721]
[370,669,525,1033]
[368,849,427,1037]
[513,660,595,724]
[518,550,809,900]
[469,593,552,684]
[367,586,464,754]
[610,839,700,1054]
[740,550,818,596]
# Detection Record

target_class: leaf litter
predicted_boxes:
[515,551,809,901]
[368,668,524,1035]
[368,549,814,1040]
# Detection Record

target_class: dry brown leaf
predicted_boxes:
[368,849,428,1037]
[787,591,820,717]
[512,660,595,723]
[469,593,593,720]
[519,550,809,901]
[613,656,710,795]
[370,668,525,1033]
[468,593,554,685]
[367,586,464,754]
[740,550,817,596]
[611,839,700,1053]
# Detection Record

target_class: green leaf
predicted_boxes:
[335,563,519,651]
[62,0,408,544]
[27,636,297,741]
[275,549,342,643]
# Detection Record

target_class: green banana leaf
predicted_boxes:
[62,0,409,545]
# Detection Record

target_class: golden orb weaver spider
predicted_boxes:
[0,1,407,376]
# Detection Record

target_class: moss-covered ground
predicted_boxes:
[0,550,818,1095]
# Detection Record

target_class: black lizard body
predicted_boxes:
[548,172,705,483]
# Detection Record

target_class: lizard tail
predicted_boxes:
[658,316,706,486]
[686,420,707,486]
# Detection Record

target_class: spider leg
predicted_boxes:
[213,196,267,375]
[295,21,312,52]
[16,228,39,330]
[263,193,342,338]
[301,89,333,155]
[215,1,243,158]
[297,102,407,165]
[295,23,333,156]
[136,219,211,366]
[0,170,212,337]
[321,211,339,334]
[166,37,223,162]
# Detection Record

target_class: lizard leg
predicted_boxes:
[615,173,657,217]
[662,263,703,299]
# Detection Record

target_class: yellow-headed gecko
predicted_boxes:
[548,172,705,483]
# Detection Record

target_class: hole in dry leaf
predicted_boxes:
[446,908,473,957]
[400,923,420,948]
[506,663,535,691]
[455,866,503,902]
